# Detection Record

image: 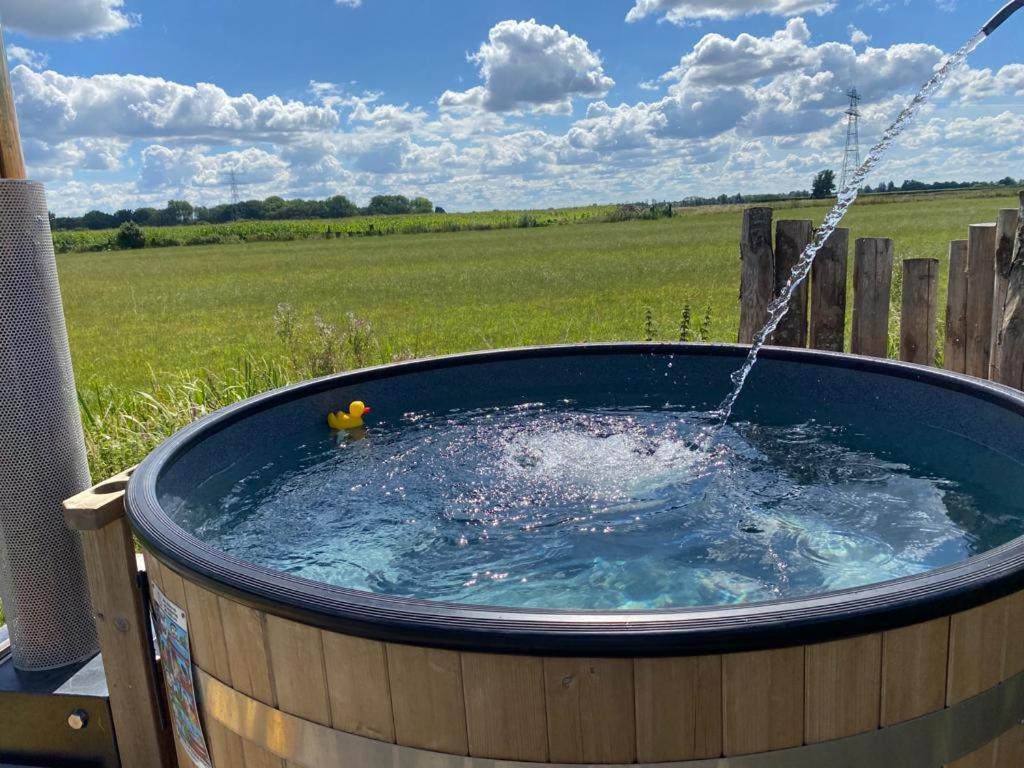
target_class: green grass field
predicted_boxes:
[60,189,1019,392]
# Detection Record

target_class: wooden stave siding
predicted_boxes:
[145,553,1024,767]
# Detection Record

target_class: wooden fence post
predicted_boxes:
[738,207,775,344]
[771,219,813,347]
[809,228,849,352]
[992,192,1024,388]
[900,258,939,365]
[64,470,175,768]
[965,223,998,379]
[991,208,1021,378]
[851,238,895,358]
[945,240,969,374]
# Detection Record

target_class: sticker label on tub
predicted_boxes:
[152,584,212,768]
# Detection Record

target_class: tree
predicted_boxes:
[410,196,433,214]
[82,210,117,229]
[164,199,194,225]
[325,195,358,218]
[366,195,412,215]
[811,170,836,199]
[115,222,146,249]
[886,181,896,192]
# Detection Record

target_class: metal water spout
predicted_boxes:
[985,0,1024,35]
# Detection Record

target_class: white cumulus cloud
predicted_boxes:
[7,46,49,70]
[0,0,136,39]
[626,0,835,25]
[11,67,340,143]
[439,19,613,114]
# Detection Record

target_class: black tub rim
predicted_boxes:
[126,343,1024,657]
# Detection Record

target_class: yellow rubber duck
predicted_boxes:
[327,401,372,431]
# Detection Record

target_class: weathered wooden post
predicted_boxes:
[738,207,774,344]
[851,238,895,358]
[991,207,1021,378]
[965,223,998,379]
[992,192,1024,388]
[771,220,812,347]
[900,258,939,366]
[944,240,969,374]
[809,228,849,352]
[64,471,175,768]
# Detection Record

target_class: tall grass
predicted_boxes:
[79,309,403,480]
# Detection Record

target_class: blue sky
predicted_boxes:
[3,0,1022,214]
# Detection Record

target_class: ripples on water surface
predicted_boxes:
[185,403,1024,610]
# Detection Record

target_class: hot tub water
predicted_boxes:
[184,402,1024,611]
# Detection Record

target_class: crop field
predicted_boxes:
[55,188,1018,478]
[52,204,617,253]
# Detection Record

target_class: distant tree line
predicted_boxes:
[50,194,440,231]
[677,174,1022,208]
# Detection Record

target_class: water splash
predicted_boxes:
[701,29,988,448]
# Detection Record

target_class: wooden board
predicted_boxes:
[945,241,970,373]
[635,656,722,762]
[991,208,1020,379]
[322,632,395,742]
[771,219,813,347]
[182,581,233,683]
[738,207,775,344]
[386,644,468,754]
[217,598,277,706]
[723,647,803,756]
[1003,591,1024,680]
[881,617,950,726]
[805,634,881,743]
[462,652,549,762]
[900,258,939,365]
[543,657,635,764]
[264,615,332,727]
[966,223,998,379]
[995,725,1024,768]
[947,597,1008,705]
[946,741,997,768]
[809,228,849,351]
[851,238,895,358]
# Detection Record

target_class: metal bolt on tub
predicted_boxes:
[67,709,89,730]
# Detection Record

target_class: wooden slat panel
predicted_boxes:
[946,741,997,768]
[387,644,468,754]
[543,657,635,764]
[948,598,1008,705]
[881,617,950,726]
[723,647,803,756]
[738,207,775,344]
[217,599,286,768]
[322,631,395,742]
[1003,591,1024,680]
[182,580,232,683]
[240,741,286,768]
[218,598,277,706]
[771,219,813,347]
[462,652,548,762]
[204,718,246,768]
[805,634,881,743]
[265,615,332,727]
[635,656,722,762]
[996,725,1024,768]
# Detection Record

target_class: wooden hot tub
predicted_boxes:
[126,345,1024,767]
